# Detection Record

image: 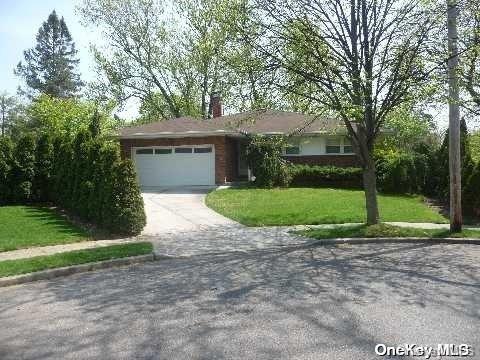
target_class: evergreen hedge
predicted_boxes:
[11,135,36,203]
[33,133,54,202]
[464,163,480,218]
[375,150,429,194]
[0,137,13,205]
[0,132,146,236]
[289,165,363,188]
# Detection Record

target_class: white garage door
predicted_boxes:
[133,145,215,187]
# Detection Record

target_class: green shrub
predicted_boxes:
[10,135,36,203]
[375,150,429,194]
[464,163,480,218]
[434,119,475,199]
[0,137,13,204]
[106,160,146,235]
[245,135,291,188]
[33,133,54,202]
[290,165,363,188]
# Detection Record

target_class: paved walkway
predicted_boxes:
[0,238,137,262]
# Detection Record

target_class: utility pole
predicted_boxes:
[447,0,462,232]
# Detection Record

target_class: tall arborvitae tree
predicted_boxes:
[15,10,83,98]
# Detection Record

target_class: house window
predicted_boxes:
[343,138,354,154]
[136,148,153,155]
[155,148,172,154]
[194,147,212,153]
[285,146,300,155]
[175,147,193,154]
[326,138,341,154]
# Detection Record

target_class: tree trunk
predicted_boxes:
[363,156,380,225]
[447,0,462,232]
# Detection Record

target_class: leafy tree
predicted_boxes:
[247,0,435,224]
[460,0,480,110]
[26,95,118,138]
[15,10,82,98]
[377,105,438,153]
[0,92,18,137]
[80,0,268,120]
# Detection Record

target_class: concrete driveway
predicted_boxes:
[1,243,479,359]
[140,187,312,257]
[141,186,237,235]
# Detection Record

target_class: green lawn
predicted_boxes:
[206,188,447,226]
[297,223,480,239]
[0,242,153,278]
[0,206,90,252]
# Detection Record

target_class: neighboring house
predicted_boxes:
[119,95,359,187]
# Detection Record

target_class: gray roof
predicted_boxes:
[119,110,346,138]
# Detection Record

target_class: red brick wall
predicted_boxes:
[225,137,238,181]
[284,155,360,167]
[120,136,235,184]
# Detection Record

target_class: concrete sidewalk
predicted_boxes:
[288,222,480,231]
[0,238,138,262]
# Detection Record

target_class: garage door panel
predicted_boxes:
[134,146,215,187]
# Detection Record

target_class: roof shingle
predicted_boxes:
[119,110,345,138]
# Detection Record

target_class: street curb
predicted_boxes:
[0,253,155,288]
[307,237,480,246]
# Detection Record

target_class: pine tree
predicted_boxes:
[15,10,82,98]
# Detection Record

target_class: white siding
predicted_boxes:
[285,136,352,156]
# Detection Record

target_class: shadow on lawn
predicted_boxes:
[22,206,88,238]
[0,240,478,359]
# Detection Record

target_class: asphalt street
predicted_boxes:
[0,242,479,359]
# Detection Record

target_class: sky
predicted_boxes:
[0,0,98,94]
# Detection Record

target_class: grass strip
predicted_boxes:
[0,242,153,278]
[298,224,480,240]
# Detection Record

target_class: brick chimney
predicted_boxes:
[210,92,223,118]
